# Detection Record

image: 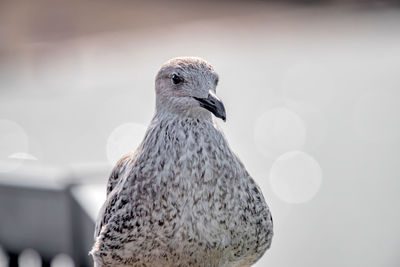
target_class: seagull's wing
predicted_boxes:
[106,153,133,196]
[233,171,274,265]
[94,153,133,238]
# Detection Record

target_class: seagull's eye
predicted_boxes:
[172,74,183,85]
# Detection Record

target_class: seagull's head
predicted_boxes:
[155,57,226,122]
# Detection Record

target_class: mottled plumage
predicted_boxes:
[90,57,273,267]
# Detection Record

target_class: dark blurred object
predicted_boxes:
[0,164,99,267]
[1,0,400,51]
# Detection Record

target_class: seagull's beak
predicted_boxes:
[193,91,226,122]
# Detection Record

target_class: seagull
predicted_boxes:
[90,57,273,267]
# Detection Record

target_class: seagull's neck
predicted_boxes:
[140,111,225,152]
[154,109,214,126]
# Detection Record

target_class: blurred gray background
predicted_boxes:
[0,0,400,266]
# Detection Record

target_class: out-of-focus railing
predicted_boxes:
[0,162,109,267]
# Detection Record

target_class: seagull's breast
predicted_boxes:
[93,117,272,266]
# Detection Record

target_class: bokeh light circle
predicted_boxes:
[106,122,147,165]
[270,150,322,204]
[51,254,75,267]
[0,246,9,267]
[285,99,327,149]
[353,91,399,143]
[0,119,29,172]
[18,249,41,267]
[254,107,306,158]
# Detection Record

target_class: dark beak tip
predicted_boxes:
[194,94,226,122]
